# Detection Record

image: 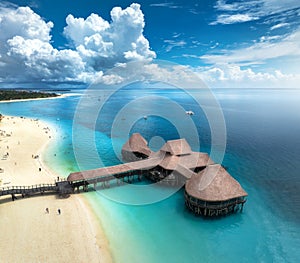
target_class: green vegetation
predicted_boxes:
[0,90,58,101]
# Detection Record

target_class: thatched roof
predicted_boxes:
[185,164,248,202]
[157,153,179,170]
[160,139,192,156]
[173,164,197,179]
[122,133,152,156]
[156,151,214,171]
[176,152,214,169]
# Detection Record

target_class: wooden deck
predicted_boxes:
[66,153,201,192]
[67,157,162,182]
[0,181,73,201]
[0,184,58,200]
[0,184,58,195]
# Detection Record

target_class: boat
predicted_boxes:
[185,110,194,115]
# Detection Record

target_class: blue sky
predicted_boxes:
[0,0,300,88]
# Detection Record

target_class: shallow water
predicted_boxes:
[0,87,299,262]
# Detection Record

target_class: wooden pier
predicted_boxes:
[0,183,57,201]
[1,133,248,217]
[0,181,75,201]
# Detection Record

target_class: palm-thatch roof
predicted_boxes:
[185,164,248,202]
[122,133,152,156]
[160,139,192,156]
[155,151,214,171]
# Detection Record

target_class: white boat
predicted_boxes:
[185,110,194,115]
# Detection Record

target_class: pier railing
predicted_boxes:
[0,183,58,197]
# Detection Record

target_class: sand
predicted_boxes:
[0,116,112,263]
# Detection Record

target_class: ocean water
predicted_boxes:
[0,86,299,262]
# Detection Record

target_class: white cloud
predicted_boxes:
[6,36,86,82]
[0,6,82,82]
[63,13,110,47]
[201,27,300,65]
[212,0,300,25]
[89,60,300,89]
[0,6,53,42]
[214,0,261,12]
[163,39,187,52]
[94,73,124,85]
[196,64,300,88]
[149,2,182,9]
[0,4,155,83]
[0,3,298,89]
[270,23,290,30]
[88,61,205,88]
[63,3,155,68]
[262,0,300,13]
[211,14,259,25]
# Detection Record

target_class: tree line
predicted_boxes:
[0,90,58,101]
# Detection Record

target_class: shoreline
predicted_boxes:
[0,115,112,263]
[0,93,80,104]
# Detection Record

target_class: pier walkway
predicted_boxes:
[0,184,58,200]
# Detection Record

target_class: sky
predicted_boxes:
[0,0,299,88]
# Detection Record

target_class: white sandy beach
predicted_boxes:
[0,115,112,263]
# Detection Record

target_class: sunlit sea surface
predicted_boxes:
[0,86,299,263]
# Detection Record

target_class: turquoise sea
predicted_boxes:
[0,86,299,262]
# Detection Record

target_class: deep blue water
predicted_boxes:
[0,86,299,262]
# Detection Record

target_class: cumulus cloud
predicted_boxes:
[0,2,298,89]
[0,6,53,42]
[6,36,86,82]
[0,3,155,83]
[63,3,155,70]
[0,6,81,82]
[89,60,300,89]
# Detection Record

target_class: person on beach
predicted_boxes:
[58,209,61,215]
[46,208,49,214]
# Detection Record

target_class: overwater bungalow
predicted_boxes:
[185,164,248,217]
[122,133,153,161]
[122,134,247,216]
[122,135,214,185]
